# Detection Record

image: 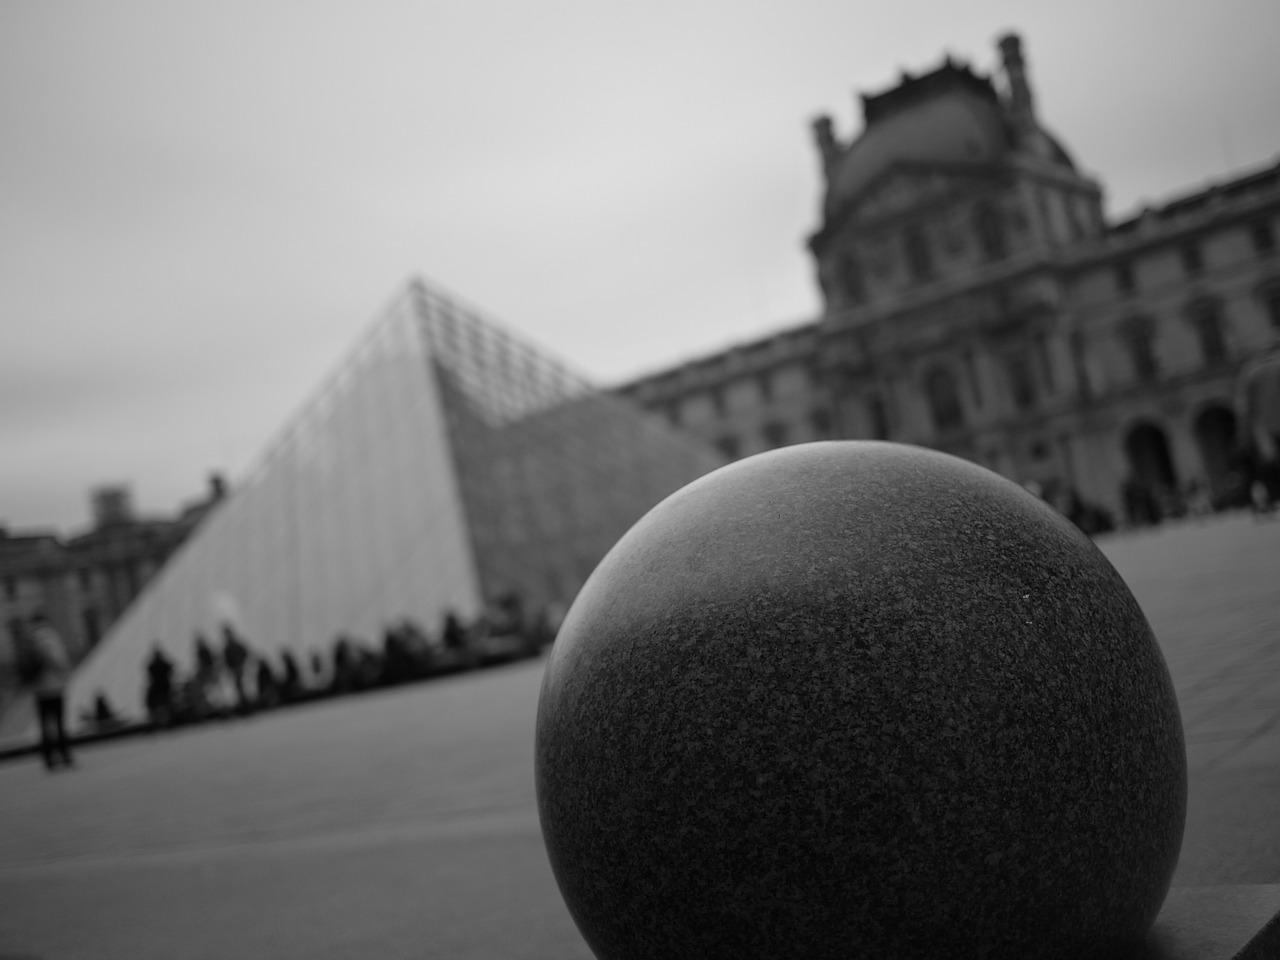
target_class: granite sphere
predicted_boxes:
[536,442,1185,960]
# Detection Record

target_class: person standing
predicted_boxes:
[27,613,73,770]
[221,623,250,712]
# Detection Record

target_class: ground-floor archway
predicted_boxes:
[1193,404,1237,501]
[1122,421,1178,524]
[1125,421,1178,489]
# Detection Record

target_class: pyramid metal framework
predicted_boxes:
[68,279,726,721]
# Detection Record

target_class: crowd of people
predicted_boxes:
[1025,444,1280,535]
[85,596,560,733]
[1119,456,1279,529]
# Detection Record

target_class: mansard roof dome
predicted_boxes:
[826,63,1013,212]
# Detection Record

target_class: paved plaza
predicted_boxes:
[0,512,1277,958]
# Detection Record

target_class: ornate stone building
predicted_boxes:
[618,33,1280,520]
[0,478,226,685]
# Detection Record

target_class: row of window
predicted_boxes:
[1120,303,1231,383]
[668,282,1280,445]
[832,201,1011,304]
[1114,219,1275,295]
[714,408,835,460]
[2,564,142,603]
[667,366,807,426]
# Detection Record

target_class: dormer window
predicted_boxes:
[839,254,867,303]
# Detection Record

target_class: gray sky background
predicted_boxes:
[3,0,1279,532]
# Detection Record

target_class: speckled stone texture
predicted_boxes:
[536,442,1186,960]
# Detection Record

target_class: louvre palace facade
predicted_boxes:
[618,34,1280,520]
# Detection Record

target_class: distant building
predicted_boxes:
[0,476,226,683]
[619,33,1280,521]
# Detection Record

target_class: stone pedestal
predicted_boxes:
[537,442,1187,960]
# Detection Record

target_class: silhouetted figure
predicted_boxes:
[280,651,303,701]
[255,658,280,709]
[331,636,355,694]
[145,644,175,728]
[83,690,125,732]
[309,651,326,689]
[26,613,74,770]
[442,612,466,651]
[191,632,221,717]
[221,624,250,712]
[354,642,381,689]
[380,627,413,685]
[93,693,117,723]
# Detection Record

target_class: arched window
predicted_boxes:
[903,225,934,282]
[973,201,1007,260]
[923,366,965,433]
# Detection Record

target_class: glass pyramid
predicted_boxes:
[67,278,726,722]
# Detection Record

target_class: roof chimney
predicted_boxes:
[90,485,134,528]
[811,115,842,181]
[998,32,1035,126]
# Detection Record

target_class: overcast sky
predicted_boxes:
[3,0,1278,532]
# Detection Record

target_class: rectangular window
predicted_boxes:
[762,422,788,449]
[1006,355,1037,410]
[757,372,773,403]
[809,408,832,439]
[1070,330,1092,399]
[1180,243,1203,276]
[1127,333,1159,382]
[1114,261,1135,294]
[1265,289,1280,329]
[1191,305,1227,364]
[903,226,934,282]
[1251,220,1275,254]
[963,350,982,408]
[1034,333,1055,391]
[83,609,101,647]
[708,386,725,417]
[2,577,15,601]
[867,396,889,440]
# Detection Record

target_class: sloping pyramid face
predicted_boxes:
[68,279,725,722]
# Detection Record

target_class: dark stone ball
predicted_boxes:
[536,442,1185,960]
